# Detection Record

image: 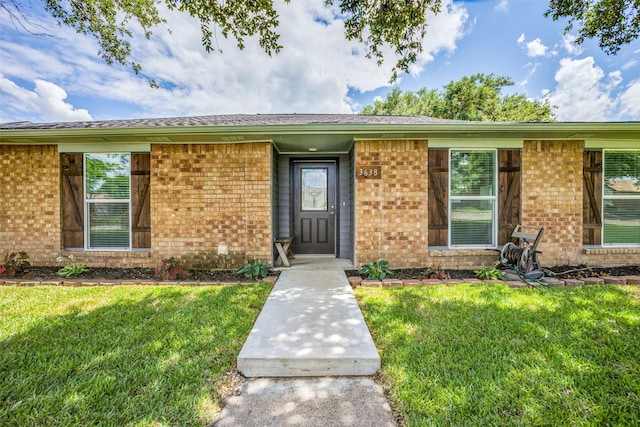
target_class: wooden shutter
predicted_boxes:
[428,149,449,246]
[583,150,602,245]
[131,153,151,249]
[61,153,84,248]
[498,149,521,245]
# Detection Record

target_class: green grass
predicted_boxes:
[356,284,640,426]
[0,284,271,426]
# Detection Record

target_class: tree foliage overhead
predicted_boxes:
[360,73,556,122]
[3,0,637,83]
[545,0,640,55]
[2,0,436,81]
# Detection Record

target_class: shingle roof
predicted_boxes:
[0,114,468,130]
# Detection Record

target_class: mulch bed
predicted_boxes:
[5,264,638,284]
[346,265,640,280]
[7,266,277,284]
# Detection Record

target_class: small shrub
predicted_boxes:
[0,251,31,277]
[56,255,89,277]
[423,264,450,280]
[359,260,394,280]
[236,260,270,280]
[474,263,504,280]
[155,257,190,281]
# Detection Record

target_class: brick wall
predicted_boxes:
[354,140,429,267]
[0,145,61,265]
[151,143,273,268]
[582,247,640,265]
[521,140,583,266]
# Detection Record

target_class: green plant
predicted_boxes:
[56,255,89,277]
[236,260,270,280]
[155,257,190,280]
[359,260,394,280]
[0,251,31,277]
[474,263,505,280]
[423,264,450,280]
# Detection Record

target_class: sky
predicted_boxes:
[1,0,639,124]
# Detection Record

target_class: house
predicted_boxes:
[1,114,639,270]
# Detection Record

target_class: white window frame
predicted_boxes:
[83,153,132,251]
[602,149,640,247]
[448,149,498,249]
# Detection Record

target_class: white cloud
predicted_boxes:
[0,76,92,122]
[621,59,638,70]
[546,57,616,121]
[526,38,549,57]
[495,0,509,13]
[562,33,584,55]
[618,79,640,118]
[0,0,469,121]
[518,34,553,57]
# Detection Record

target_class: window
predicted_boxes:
[603,150,640,246]
[84,154,131,249]
[449,150,497,247]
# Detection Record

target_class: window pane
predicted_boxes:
[451,151,495,196]
[86,154,130,199]
[451,199,495,246]
[604,151,640,195]
[301,168,327,211]
[603,199,640,244]
[88,203,130,248]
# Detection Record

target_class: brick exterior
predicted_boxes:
[0,146,61,264]
[1,143,272,269]
[151,143,273,268]
[521,140,584,266]
[2,138,637,271]
[354,140,429,267]
[582,247,640,265]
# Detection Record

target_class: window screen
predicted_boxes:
[85,154,131,249]
[450,150,497,247]
[603,150,640,245]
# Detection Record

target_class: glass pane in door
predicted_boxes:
[301,168,328,211]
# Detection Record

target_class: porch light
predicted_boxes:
[308,147,318,152]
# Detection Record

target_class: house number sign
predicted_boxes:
[357,166,381,179]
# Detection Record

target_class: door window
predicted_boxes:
[301,168,328,211]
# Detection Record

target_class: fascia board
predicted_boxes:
[585,139,640,149]
[2,121,639,142]
[58,143,151,152]
[427,139,523,148]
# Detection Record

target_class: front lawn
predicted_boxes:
[356,284,640,426]
[0,284,271,426]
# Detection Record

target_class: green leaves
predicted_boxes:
[361,73,556,122]
[474,263,505,280]
[29,0,443,83]
[335,0,438,81]
[236,260,270,280]
[546,0,640,55]
[359,260,394,280]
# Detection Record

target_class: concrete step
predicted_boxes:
[237,268,380,377]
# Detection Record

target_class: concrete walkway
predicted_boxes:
[213,377,396,427]
[217,256,395,426]
[237,256,380,377]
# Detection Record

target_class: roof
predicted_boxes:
[1,114,638,154]
[0,114,467,130]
